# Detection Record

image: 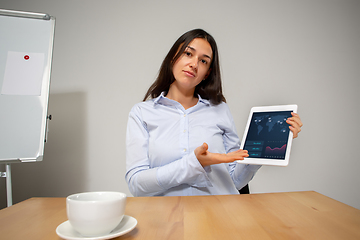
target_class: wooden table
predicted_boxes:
[0,191,359,240]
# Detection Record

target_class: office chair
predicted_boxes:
[239,184,250,194]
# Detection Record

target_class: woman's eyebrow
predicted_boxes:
[186,46,212,60]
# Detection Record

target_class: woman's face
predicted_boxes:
[171,38,213,94]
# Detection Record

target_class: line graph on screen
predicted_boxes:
[265,144,287,155]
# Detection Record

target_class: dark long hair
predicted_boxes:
[143,29,226,105]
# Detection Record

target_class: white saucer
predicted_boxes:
[56,215,137,240]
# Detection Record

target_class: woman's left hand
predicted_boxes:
[286,112,303,139]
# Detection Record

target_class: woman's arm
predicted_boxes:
[214,104,262,189]
[194,142,249,167]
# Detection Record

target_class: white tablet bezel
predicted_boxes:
[237,104,298,166]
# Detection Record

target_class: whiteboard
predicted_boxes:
[0,9,55,163]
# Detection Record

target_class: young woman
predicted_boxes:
[125,29,302,197]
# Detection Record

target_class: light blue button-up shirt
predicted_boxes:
[125,92,261,197]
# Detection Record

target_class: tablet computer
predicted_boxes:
[237,105,298,166]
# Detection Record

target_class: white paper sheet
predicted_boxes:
[1,51,45,96]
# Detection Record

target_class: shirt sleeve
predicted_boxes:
[229,162,261,190]
[125,104,212,197]
[220,103,262,190]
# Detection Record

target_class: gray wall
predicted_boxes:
[1,0,359,209]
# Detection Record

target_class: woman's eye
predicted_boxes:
[184,51,192,56]
[201,59,208,64]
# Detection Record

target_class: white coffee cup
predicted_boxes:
[66,191,126,237]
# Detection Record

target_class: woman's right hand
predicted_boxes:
[194,142,249,167]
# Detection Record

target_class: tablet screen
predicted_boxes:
[243,111,293,160]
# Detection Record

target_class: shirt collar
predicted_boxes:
[153,92,210,106]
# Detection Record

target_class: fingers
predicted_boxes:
[290,112,303,127]
[194,142,208,158]
[289,126,299,138]
[238,150,249,159]
[202,142,209,150]
[196,146,249,167]
[199,142,208,154]
[228,149,248,157]
[287,112,303,138]
[225,149,249,161]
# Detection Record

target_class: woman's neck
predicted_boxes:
[166,86,198,110]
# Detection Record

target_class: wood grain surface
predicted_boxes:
[0,191,359,240]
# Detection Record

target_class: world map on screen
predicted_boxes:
[244,111,293,159]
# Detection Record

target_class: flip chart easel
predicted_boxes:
[0,9,55,207]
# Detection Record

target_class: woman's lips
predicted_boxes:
[184,71,195,77]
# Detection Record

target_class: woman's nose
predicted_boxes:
[190,57,198,69]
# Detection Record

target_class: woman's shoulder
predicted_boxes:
[206,101,235,123]
[209,101,231,111]
[130,99,155,112]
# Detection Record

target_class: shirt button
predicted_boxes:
[183,148,187,152]
[183,114,186,117]
[183,129,186,133]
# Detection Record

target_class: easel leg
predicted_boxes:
[6,164,12,207]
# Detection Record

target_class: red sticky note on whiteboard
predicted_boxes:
[1,51,45,96]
